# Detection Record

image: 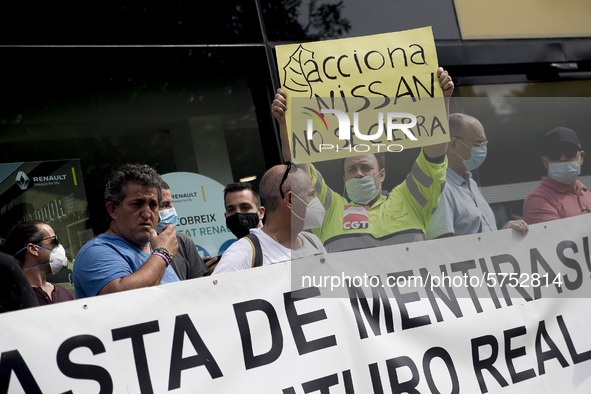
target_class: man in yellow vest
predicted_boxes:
[272,67,454,252]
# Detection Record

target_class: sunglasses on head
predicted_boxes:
[279,161,298,199]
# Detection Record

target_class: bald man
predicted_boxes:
[426,113,528,239]
[213,163,326,274]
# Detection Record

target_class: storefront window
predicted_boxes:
[0,46,276,236]
[453,80,591,223]
[263,0,460,42]
[0,2,263,45]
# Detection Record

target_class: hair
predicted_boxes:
[104,164,162,209]
[224,182,261,208]
[2,220,46,263]
[342,152,386,173]
[290,167,310,197]
[374,153,386,170]
[259,165,291,213]
[159,179,171,190]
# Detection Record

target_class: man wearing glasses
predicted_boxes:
[523,127,591,224]
[426,113,528,239]
[3,220,73,305]
[213,163,326,274]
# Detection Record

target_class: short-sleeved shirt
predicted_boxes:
[32,284,75,305]
[310,149,447,252]
[213,227,326,275]
[523,177,591,225]
[426,168,497,239]
[172,232,208,280]
[73,233,180,298]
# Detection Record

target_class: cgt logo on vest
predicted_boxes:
[343,205,369,230]
[304,109,416,153]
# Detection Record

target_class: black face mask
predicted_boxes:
[226,212,260,239]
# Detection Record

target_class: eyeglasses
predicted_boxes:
[14,235,59,256]
[39,235,59,246]
[546,146,580,161]
[279,161,297,199]
[456,136,488,148]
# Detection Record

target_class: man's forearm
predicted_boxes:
[98,254,168,295]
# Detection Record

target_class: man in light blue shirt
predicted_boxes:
[426,113,528,239]
[74,164,180,298]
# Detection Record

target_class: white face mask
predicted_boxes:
[292,194,326,230]
[345,171,381,205]
[24,244,68,274]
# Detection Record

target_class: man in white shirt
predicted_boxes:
[213,163,326,274]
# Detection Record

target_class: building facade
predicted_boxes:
[1,0,590,239]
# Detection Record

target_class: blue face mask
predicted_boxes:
[457,140,487,171]
[157,207,178,233]
[547,159,581,185]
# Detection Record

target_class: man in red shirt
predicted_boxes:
[523,127,591,224]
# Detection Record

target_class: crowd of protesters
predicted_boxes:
[1,66,589,312]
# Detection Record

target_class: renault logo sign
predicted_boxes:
[15,171,30,190]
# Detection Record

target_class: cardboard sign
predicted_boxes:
[276,27,449,163]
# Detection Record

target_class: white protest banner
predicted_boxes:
[2,215,591,393]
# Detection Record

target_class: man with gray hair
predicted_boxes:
[213,163,326,274]
[74,163,180,298]
[426,113,528,239]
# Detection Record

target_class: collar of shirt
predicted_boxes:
[356,193,387,209]
[372,194,387,208]
[541,176,586,194]
[447,168,470,186]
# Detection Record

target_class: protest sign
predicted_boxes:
[2,215,591,393]
[275,27,449,163]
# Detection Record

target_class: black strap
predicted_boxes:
[245,233,263,268]
[300,232,319,249]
